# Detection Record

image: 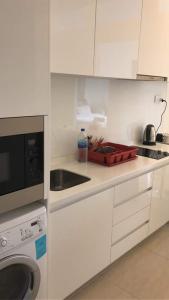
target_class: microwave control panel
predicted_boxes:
[25,132,44,186]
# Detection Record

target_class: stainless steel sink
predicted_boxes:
[50,169,91,191]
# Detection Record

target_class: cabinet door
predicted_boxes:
[94,0,142,79]
[50,0,96,75]
[138,0,169,77]
[48,189,113,299]
[161,165,169,224]
[150,165,169,234]
[0,0,49,117]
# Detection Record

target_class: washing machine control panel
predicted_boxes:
[0,237,7,248]
[20,217,43,241]
[0,213,46,254]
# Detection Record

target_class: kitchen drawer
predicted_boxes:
[111,223,149,263]
[114,172,152,206]
[112,206,150,245]
[113,190,151,225]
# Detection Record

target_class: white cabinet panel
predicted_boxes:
[50,0,96,75]
[94,0,142,78]
[114,190,151,225]
[48,189,113,299]
[0,0,49,117]
[111,223,149,263]
[114,172,153,206]
[150,165,169,234]
[50,0,169,79]
[138,0,169,77]
[112,206,150,244]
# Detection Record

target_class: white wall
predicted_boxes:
[51,74,167,159]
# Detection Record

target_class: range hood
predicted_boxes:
[136,74,167,81]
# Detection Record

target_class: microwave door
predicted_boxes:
[0,135,24,196]
[25,132,44,187]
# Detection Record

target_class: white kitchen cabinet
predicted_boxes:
[0,0,49,118]
[48,170,160,298]
[112,206,150,244]
[149,164,169,234]
[114,172,153,206]
[95,0,169,79]
[48,188,113,300]
[94,0,142,79]
[111,223,149,263]
[138,0,169,78]
[111,172,152,262]
[50,0,96,75]
[50,0,169,79]
[114,190,151,225]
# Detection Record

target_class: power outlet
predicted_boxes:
[154,95,162,104]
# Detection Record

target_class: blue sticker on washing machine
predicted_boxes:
[35,234,46,259]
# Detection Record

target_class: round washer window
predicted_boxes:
[0,264,32,299]
[0,255,40,300]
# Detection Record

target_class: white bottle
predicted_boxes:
[78,128,88,162]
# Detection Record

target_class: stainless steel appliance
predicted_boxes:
[156,133,169,144]
[0,116,44,214]
[143,124,156,145]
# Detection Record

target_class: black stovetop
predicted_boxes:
[137,147,169,160]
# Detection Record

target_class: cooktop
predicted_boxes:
[137,147,169,160]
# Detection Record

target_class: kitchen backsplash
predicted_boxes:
[51,74,167,159]
[164,82,169,133]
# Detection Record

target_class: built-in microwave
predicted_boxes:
[0,116,44,214]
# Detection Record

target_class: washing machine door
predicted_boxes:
[0,254,40,300]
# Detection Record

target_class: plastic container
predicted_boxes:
[88,142,138,166]
[78,128,88,162]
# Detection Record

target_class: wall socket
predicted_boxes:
[154,95,162,104]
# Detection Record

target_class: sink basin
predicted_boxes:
[50,169,91,191]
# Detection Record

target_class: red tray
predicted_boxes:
[88,142,138,166]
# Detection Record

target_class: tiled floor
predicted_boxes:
[68,224,169,300]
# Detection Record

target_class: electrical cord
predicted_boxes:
[156,99,168,134]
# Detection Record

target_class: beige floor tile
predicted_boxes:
[107,244,150,278]
[106,245,169,299]
[141,225,169,260]
[67,274,137,300]
[161,223,169,232]
[67,225,169,300]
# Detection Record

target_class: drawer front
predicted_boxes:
[113,190,151,225]
[112,206,150,245]
[114,172,153,206]
[111,223,149,263]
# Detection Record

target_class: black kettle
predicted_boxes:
[143,124,156,145]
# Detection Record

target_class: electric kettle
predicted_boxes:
[143,124,156,145]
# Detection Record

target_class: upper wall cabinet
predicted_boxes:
[138,0,169,78]
[50,0,169,80]
[50,0,96,75]
[0,0,49,118]
[94,0,142,79]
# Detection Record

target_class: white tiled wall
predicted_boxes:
[51,74,167,159]
[164,82,169,133]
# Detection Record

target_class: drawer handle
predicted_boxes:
[111,220,149,246]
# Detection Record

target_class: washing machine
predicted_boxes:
[0,203,47,300]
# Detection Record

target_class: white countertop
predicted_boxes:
[49,143,169,212]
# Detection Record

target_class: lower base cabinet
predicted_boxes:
[149,165,169,234]
[111,223,149,263]
[48,189,113,300]
[48,167,169,299]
